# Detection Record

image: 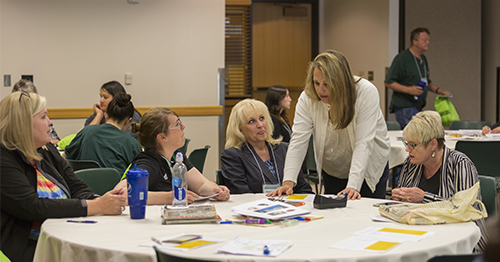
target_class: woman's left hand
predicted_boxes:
[213,185,230,201]
[339,188,361,200]
[392,187,424,203]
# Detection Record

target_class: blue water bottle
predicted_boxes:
[172,152,188,208]
[127,164,149,219]
[414,81,426,101]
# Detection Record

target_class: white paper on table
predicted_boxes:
[352,227,435,242]
[369,214,395,223]
[140,236,226,252]
[195,192,221,202]
[216,236,293,257]
[330,235,404,253]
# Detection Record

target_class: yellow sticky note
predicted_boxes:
[175,240,216,249]
[286,195,308,200]
[379,228,427,236]
[365,241,400,251]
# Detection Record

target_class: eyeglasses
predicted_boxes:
[19,91,30,102]
[401,140,421,150]
[169,118,184,130]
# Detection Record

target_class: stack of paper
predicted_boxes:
[161,205,221,224]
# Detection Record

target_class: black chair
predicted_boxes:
[74,168,121,195]
[386,120,401,131]
[67,159,101,171]
[427,253,479,262]
[455,140,500,179]
[479,175,497,217]
[215,170,225,186]
[449,121,491,130]
[305,136,322,194]
[154,246,221,262]
[188,145,211,173]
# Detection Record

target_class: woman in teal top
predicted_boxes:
[65,93,141,175]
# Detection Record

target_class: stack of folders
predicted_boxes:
[161,205,221,225]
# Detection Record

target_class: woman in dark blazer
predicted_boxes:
[221,99,312,194]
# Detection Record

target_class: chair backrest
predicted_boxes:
[386,121,401,131]
[154,246,220,262]
[427,254,478,262]
[215,170,225,186]
[188,145,211,173]
[177,138,191,155]
[74,168,121,195]
[479,175,497,217]
[449,121,491,130]
[455,141,500,178]
[67,159,101,171]
[307,136,317,173]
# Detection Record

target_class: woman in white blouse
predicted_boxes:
[269,50,390,200]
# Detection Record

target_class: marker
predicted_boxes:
[66,220,97,223]
[220,219,267,224]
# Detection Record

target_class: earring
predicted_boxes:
[164,139,168,142]
[431,151,436,158]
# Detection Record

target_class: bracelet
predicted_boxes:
[435,87,441,94]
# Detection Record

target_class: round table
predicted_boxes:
[33,194,480,262]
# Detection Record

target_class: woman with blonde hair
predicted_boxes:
[269,50,390,199]
[221,99,312,194]
[114,107,230,204]
[0,92,126,262]
[393,110,486,252]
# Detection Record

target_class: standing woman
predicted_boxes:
[265,85,293,142]
[269,50,390,200]
[85,80,141,138]
[0,92,126,262]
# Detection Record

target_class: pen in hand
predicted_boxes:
[66,220,97,223]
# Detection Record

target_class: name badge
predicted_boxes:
[263,184,280,194]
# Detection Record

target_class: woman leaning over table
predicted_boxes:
[115,107,230,204]
[221,99,313,194]
[0,92,126,262]
[392,110,487,252]
[269,50,390,199]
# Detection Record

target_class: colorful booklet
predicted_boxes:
[161,205,221,224]
[231,199,310,220]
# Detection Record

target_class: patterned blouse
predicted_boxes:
[397,146,487,252]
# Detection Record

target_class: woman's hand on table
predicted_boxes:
[339,188,360,200]
[392,187,424,203]
[212,185,230,201]
[266,181,295,197]
[87,188,127,216]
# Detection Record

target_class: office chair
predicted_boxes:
[74,168,121,195]
[427,253,478,262]
[215,170,225,186]
[478,175,497,217]
[305,136,322,194]
[67,159,101,171]
[188,145,211,173]
[177,138,191,155]
[455,140,500,179]
[154,246,221,262]
[386,121,401,131]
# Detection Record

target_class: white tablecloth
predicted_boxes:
[388,130,458,169]
[34,194,480,262]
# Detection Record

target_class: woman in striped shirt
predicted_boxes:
[392,110,487,252]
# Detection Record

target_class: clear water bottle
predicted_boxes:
[172,152,188,208]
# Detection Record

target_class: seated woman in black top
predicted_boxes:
[221,99,313,194]
[0,92,126,262]
[115,107,230,204]
[265,85,293,142]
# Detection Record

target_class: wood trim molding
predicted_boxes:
[47,106,223,119]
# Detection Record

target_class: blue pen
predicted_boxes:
[263,245,270,255]
[66,220,97,223]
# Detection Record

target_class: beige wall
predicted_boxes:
[406,0,481,122]
[482,0,500,124]
[0,0,225,180]
[319,0,390,115]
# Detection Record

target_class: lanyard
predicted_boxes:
[245,142,281,185]
[160,153,176,180]
[410,50,427,80]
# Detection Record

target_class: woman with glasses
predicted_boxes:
[120,107,230,204]
[0,92,126,262]
[85,80,141,138]
[65,93,141,175]
[268,50,390,200]
[392,110,486,252]
[221,99,313,194]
